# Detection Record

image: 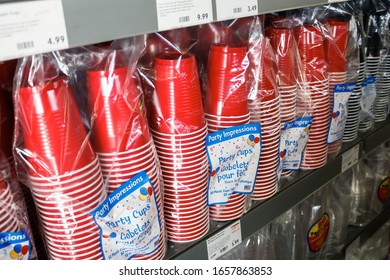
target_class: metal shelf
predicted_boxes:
[0,0,347,60]
[165,118,390,260]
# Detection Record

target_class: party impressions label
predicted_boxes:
[92,171,161,260]
[206,124,261,205]
[279,116,313,171]
[327,83,355,143]
[0,231,31,260]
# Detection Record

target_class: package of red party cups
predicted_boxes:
[139,29,212,242]
[0,154,37,260]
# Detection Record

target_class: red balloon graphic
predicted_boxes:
[21,245,29,255]
[254,137,260,144]
[148,186,153,196]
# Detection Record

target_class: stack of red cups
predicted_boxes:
[325,20,348,154]
[204,44,250,221]
[0,171,20,234]
[17,78,105,260]
[268,28,298,125]
[295,25,329,170]
[86,66,166,259]
[150,52,209,242]
[249,38,281,200]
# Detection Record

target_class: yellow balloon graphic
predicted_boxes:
[305,127,309,134]
[10,250,19,259]
[139,194,147,201]
[247,139,253,145]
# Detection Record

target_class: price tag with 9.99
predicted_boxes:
[156,0,213,31]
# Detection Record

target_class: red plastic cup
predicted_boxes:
[197,22,234,66]
[268,28,297,86]
[87,67,150,153]
[152,52,206,134]
[18,78,96,177]
[205,44,249,116]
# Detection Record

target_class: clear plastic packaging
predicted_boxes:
[139,28,210,242]
[0,153,37,260]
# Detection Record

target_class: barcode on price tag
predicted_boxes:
[206,220,242,260]
[156,0,213,31]
[0,0,69,61]
[215,0,258,21]
[342,144,360,173]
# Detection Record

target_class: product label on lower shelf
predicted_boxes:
[156,0,213,31]
[307,213,330,253]
[278,116,313,172]
[206,124,261,205]
[0,231,31,260]
[341,144,360,173]
[0,0,69,61]
[377,177,389,203]
[206,220,242,260]
[327,83,356,144]
[215,0,258,21]
[92,171,161,260]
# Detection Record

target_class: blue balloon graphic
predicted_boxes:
[249,135,255,142]
[110,232,117,238]
[216,167,220,172]
[14,244,22,254]
[140,187,148,196]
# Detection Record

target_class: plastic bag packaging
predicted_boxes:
[13,52,107,260]
[293,10,330,170]
[373,8,390,123]
[359,11,382,132]
[322,2,360,156]
[60,38,167,259]
[218,223,277,260]
[0,153,37,260]
[349,141,390,227]
[272,205,307,259]
[323,168,354,259]
[346,220,390,260]
[138,29,210,243]
[343,5,367,142]
[297,186,331,260]
[246,28,281,200]
[203,17,261,221]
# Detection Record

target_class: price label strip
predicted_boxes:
[0,0,69,61]
[206,220,242,260]
[341,144,360,173]
[215,0,258,21]
[156,0,213,31]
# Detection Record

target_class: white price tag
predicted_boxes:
[0,0,69,61]
[156,0,213,31]
[215,0,258,21]
[206,220,242,260]
[342,144,360,173]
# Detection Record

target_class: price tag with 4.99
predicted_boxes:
[0,0,69,61]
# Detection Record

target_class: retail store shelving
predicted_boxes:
[166,119,390,260]
[0,0,347,60]
[1,0,387,260]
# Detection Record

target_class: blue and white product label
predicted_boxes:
[360,76,376,119]
[92,171,161,260]
[279,117,313,171]
[206,124,261,205]
[327,83,356,144]
[0,231,31,260]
